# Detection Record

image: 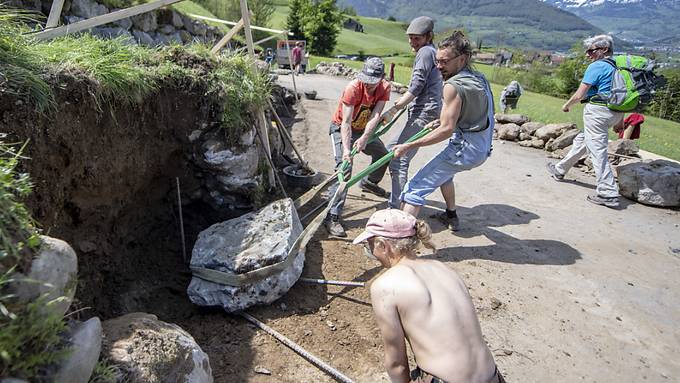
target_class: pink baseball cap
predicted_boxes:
[352,209,417,244]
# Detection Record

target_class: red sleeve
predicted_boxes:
[377,81,391,102]
[341,81,362,106]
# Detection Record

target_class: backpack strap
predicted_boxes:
[602,57,617,69]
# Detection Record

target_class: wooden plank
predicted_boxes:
[239,0,256,58]
[188,13,288,35]
[210,18,244,55]
[33,0,186,40]
[45,0,66,28]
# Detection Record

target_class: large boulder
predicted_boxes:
[54,317,103,383]
[131,12,157,32]
[535,122,577,141]
[547,129,579,151]
[617,160,680,207]
[188,198,304,312]
[494,113,530,125]
[11,236,78,317]
[102,313,212,383]
[608,139,640,157]
[495,123,521,141]
[520,121,545,136]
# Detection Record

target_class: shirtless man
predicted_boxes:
[353,209,505,383]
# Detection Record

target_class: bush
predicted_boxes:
[645,68,680,123]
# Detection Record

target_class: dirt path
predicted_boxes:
[235,73,680,383]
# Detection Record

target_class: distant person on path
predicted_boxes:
[354,209,506,383]
[324,57,391,238]
[499,80,523,113]
[393,31,495,231]
[387,16,443,209]
[292,42,304,74]
[614,112,645,140]
[264,48,275,67]
[546,34,624,208]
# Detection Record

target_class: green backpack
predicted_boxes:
[602,55,665,112]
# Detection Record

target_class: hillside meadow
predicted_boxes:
[308,56,680,161]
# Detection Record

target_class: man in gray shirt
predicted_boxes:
[387,16,443,209]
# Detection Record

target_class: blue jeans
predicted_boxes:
[387,108,439,208]
[327,123,389,217]
[401,138,489,207]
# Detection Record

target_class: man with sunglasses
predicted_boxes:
[387,16,443,209]
[392,31,495,230]
[546,34,623,208]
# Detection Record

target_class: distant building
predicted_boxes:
[495,51,513,66]
[343,18,364,33]
[473,52,496,65]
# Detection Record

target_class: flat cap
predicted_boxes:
[406,16,434,35]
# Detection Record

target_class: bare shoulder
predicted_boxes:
[370,265,418,296]
[443,83,459,100]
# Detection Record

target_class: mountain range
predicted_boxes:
[542,0,680,44]
[339,0,679,49]
[337,0,608,50]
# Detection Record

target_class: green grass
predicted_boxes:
[309,55,680,161]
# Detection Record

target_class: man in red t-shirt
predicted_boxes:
[614,112,644,140]
[325,57,391,237]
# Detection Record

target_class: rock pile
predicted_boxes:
[494,114,579,158]
[12,0,223,46]
[312,62,358,78]
[188,198,305,312]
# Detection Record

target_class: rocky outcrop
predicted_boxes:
[608,139,640,157]
[188,198,304,312]
[535,123,576,141]
[313,62,358,78]
[15,0,223,47]
[617,160,680,207]
[10,236,78,317]
[496,123,521,141]
[520,121,544,136]
[54,317,103,383]
[494,113,530,125]
[102,313,213,383]
[546,129,579,151]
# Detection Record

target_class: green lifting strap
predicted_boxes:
[191,183,348,286]
[339,123,436,188]
[293,108,405,210]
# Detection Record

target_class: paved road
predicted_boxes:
[277,73,680,382]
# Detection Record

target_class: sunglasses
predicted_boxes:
[435,54,463,66]
[585,48,600,55]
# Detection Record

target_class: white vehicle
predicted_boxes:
[276,40,308,70]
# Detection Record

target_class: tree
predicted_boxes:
[303,0,342,56]
[645,69,680,122]
[286,0,308,40]
[555,44,588,97]
[249,0,276,28]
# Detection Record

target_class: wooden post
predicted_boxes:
[33,0,186,40]
[239,0,276,189]
[45,0,66,28]
[210,18,244,55]
[285,40,300,101]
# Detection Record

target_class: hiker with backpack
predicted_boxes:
[499,80,523,113]
[546,34,625,208]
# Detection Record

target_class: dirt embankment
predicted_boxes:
[1,70,259,319]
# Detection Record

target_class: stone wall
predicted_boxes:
[12,0,225,46]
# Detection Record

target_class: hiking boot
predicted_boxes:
[586,194,620,208]
[359,179,388,198]
[325,215,347,237]
[546,163,565,181]
[431,210,460,232]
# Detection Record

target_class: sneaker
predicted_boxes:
[325,215,347,237]
[546,163,565,181]
[586,194,619,208]
[359,179,388,198]
[431,210,460,232]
